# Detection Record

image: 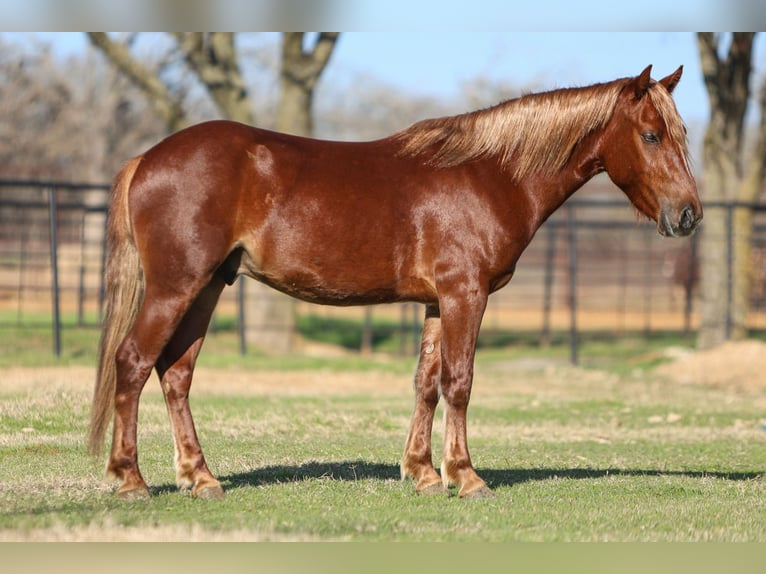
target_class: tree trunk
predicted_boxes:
[277,32,339,136]
[697,121,741,348]
[277,81,313,136]
[696,32,757,349]
[174,33,255,125]
[244,32,340,354]
[732,78,766,342]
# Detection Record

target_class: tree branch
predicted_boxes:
[697,33,722,108]
[175,32,255,124]
[312,32,341,78]
[87,32,187,132]
[281,32,340,90]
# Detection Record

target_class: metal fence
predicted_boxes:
[2,179,766,361]
[0,180,110,355]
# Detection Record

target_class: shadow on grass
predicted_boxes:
[199,461,762,493]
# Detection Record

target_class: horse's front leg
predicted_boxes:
[402,304,444,494]
[438,286,494,499]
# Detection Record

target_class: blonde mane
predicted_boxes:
[394,77,689,181]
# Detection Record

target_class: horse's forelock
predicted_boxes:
[646,83,692,172]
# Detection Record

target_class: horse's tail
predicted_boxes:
[88,156,144,457]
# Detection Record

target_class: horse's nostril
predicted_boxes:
[680,205,695,231]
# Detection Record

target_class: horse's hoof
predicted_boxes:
[417,481,447,496]
[459,485,495,499]
[194,485,225,500]
[116,486,151,500]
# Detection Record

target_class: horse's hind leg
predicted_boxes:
[108,287,200,499]
[401,304,444,494]
[155,277,225,500]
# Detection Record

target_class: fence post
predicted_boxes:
[541,223,557,347]
[399,305,407,356]
[643,231,653,337]
[683,233,698,337]
[361,307,373,355]
[98,208,108,321]
[237,277,247,355]
[412,303,420,356]
[48,187,62,357]
[725,203,735,340]
[566,204,579,366]
[16,208,29,326]
[77,210,86,326]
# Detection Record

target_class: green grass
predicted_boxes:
[2,310,764,540]
[0,356,763,541]
[0,313,417,373]
[0,309,706,374]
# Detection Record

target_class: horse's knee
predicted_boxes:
[440,371,473,409]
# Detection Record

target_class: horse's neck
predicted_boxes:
[523,129,607,228]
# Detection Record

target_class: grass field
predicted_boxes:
[1,323,764,541]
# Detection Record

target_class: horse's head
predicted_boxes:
[601,65,702,237]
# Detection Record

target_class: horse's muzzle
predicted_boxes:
[659,204,702,238]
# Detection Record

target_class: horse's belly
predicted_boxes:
[254,267,436,306]
[236,223,436,306]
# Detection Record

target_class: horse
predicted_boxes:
[89,65,701,500]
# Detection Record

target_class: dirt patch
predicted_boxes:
[0,366,95,395]
[0,365,412,398]
[0,521,329,542]
[654,339,766,391]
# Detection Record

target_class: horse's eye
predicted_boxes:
[641,131,659,144]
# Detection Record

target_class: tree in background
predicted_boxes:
[696,32,766,349]
[278,32,339,136]
[0,38,164,181]
[87,32,340,353]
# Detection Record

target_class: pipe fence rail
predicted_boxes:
[2,179,766,362]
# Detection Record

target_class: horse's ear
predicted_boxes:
[659,65,683,94]
[634,65,653,99]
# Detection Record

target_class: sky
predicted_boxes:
[1,0,764,33]
[9,31,766,125]
[334,33,726,123]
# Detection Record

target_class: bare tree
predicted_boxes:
[0,38,164,181]
[87,33,187,133]
[88,32,258,130]
[696,32,765,349]
[174,33,255,125]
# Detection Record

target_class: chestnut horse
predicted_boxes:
[89,65,701,500]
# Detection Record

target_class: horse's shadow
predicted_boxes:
[182,461,759,494]
[150,461,760,495]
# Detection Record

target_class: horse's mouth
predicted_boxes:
[658,204,702,238]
